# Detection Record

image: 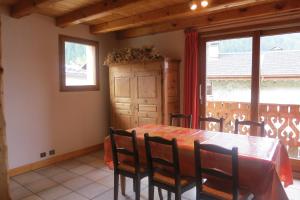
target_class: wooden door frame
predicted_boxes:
[198,34,206,130]
[199,32,255,125]
[199,26,300,174]
[250,31,260,135]
[0,18,11,199]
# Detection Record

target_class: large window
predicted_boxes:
[259,32,300,159]
[59,35,99,91]
[206,37,253,133]
[201,30,300,161]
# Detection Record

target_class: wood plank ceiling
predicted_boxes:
[5,0,300,39]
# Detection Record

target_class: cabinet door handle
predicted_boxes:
[199,84,202,104]
[199,84,202,100]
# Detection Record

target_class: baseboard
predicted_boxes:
[8,143,103,177]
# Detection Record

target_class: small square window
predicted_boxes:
[59,35,99,91]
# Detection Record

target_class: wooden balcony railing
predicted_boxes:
[207,101,300,159]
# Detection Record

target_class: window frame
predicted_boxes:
[59,35,100,92]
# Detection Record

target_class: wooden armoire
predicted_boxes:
[109,58,180,130]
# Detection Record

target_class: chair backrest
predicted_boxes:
[194,141,239,200]
[198,117,224,132]
[144,133,181,186]
[109,127,140,174]
[234,119,265,137]
[170,113,192,128]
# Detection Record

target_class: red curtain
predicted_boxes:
[184,29,199,128]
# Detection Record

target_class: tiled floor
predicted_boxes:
[9,150,300,200]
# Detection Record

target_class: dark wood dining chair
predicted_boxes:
[169,113,193,128]
[109,127,148,200]
[234,119,265,137]
[144,133,195,200]
[199,117,225,132]
[194,141,254,200]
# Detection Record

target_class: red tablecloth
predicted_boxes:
[104,124,293,200]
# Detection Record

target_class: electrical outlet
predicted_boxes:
[40,152,46,158]
[49,149,55,155]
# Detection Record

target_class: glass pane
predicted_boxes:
[259,32,300,159]
[64,42,96,86]
[206,37,253,133]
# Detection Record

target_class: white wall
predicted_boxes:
[1,8,118,169]
[119,31,185,110]
[0,6,186,169]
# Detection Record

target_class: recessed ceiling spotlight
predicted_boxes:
[189,0,198,11]
[201,0,209,8]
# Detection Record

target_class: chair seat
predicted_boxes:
[201,180,254,200]
[117,161,146,174]
[153,169,193,187]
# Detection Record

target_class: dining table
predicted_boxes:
[104,124,293,200]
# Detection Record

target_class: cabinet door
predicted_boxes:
[110,67,134,129]
[133,65,162,127]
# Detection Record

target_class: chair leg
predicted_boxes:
[114,173,119,200]
[120,175,126,196]
[149,184,154,200]
[167,191,171,200]
[133,178,136,192]
[175,191,181,200]
[158,188,163,200]
[196,182,201,200]
[135,178,140,200]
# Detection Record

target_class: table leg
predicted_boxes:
[120,175,126,196]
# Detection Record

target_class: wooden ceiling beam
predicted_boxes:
[11,0,62,18]
[116,0,300,39]
[56,0,143,28]
[199,17,300,38]
[90,0,278,34]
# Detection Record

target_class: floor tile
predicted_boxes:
[50,171,78,183]
[77,183,110,199]
[10,180,23,190]
[84,169,111,181]
[141,177,148,186]
[56,192,88,200]
[92,188,129,200]
[182,187,196,200]
[9,151,300,200]
[290,179,300,189]
[12,172,45,185]
[101,165,113,172]
[37,185,71,200]
[62,176,93,191]
[24,178,57,193]
[35,166,67,177]
[70,164,95,175]
[132,186,167,200]
[21,195,42,200]
[76,155,98,164]
[93,189,131,200]
[97,174,115,188]
[122,177,147,196]
[10,186,33,200]
[285,186,300,200]
[56,159,82,170]
[87,159,106,169]
[89,151,104,159]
